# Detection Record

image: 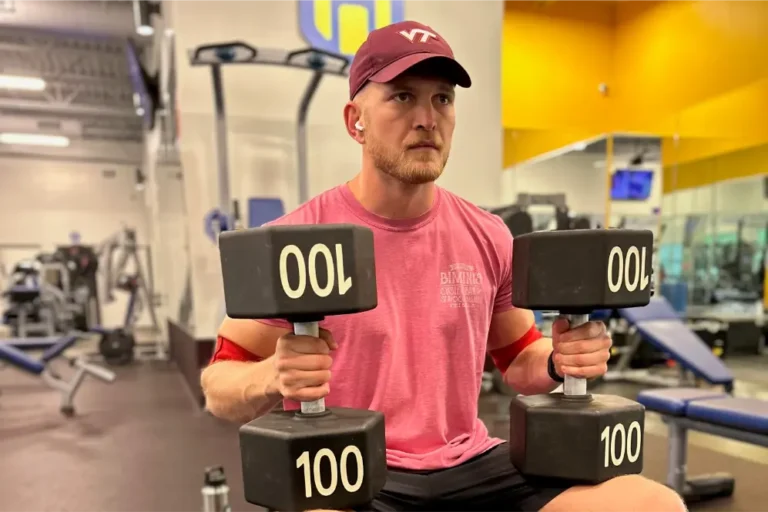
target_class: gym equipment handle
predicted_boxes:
[293,321,326,414]
[562,314,589,397]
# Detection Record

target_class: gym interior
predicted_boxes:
[0,1,767,511]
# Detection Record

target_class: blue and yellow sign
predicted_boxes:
[298,0,405,59]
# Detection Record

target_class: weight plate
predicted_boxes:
[99,330,135,366]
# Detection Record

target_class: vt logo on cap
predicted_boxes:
[298,0,405,58]
[398,28,438,43]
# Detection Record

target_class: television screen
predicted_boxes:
[611,169,654,200]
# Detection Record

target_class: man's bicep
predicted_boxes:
[487,307,536,351]
[218,316,290,360]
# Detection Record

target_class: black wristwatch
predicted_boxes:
[547,351,564,383]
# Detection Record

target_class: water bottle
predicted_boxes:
[202,466,231,512]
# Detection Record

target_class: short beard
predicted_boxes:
[367,136,449,185]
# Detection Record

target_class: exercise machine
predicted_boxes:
[95,227,163,364]
[51,241,100,331]
[2,259,55,337]
[188,41,350,238]
[2,228,162,367]
[2,258,82,338]
[489,193,591,237]
[0,334,115,416]
[189,41,350,337]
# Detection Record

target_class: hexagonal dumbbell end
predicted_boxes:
[509,393,645,483]
[219,224,377,321]
[511,229,654,312]
[240,408,387,511]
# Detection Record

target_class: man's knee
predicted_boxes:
[617,475,687,512]
[542,474,687,512]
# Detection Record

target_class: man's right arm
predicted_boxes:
[200,317,290,423]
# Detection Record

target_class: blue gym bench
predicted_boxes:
[602,297,735,391]
[0,334,116,416]
[599,298,768,503]
[638,387,768,503]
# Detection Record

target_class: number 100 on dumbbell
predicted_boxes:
[509,229,653,484]
[219,224,386,512]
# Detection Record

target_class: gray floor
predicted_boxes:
[1,356,767,512]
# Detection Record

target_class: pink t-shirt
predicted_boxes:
[261,183,514,471]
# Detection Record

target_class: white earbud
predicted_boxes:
[355,121,364,131]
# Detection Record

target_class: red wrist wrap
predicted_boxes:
[489,323,544,374]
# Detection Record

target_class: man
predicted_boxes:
[202,20,686,512]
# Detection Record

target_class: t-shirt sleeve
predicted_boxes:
[494,230,514,314]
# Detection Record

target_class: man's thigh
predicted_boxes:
[359,467,433,512]
[362,443,572,512]
[431,443,572,512]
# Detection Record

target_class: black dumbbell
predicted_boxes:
[218,224,386,511]
[508,229,653,483]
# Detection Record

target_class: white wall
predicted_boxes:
[169,0,505,338]
[154,163,189,328]
[0,157,152,328]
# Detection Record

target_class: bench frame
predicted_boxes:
[0,340,116,417]
[660,413,768,501]
[40,358,116,415]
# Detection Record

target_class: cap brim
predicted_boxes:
[368,53,472,88]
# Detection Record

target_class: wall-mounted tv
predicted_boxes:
[611,169,654,200]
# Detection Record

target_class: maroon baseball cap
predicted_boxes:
[348,21,472,99]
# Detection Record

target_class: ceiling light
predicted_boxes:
[133,0,161,37]
[137,24,154,37]
[0,133,70,147]
[0,74,46,91]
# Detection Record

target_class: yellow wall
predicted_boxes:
[656,78,768,169]
[501,1,615,164]
[502,1,615,132]
[663,143,768,193]
[503,128,600,168]
[614,1,768,132]
[503,0,768,173]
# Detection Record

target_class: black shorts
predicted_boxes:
[360,443,572,511]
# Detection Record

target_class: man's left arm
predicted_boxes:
[487,229,611,395]
[487,309,557,395]
[488,309,614,395]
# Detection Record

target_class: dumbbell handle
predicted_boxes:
[562,314,589,397]
[293,321,326,414]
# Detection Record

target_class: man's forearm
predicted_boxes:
[503,338,561,395]
[200,357,283,423]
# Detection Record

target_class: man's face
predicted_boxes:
[358,69,456,185]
